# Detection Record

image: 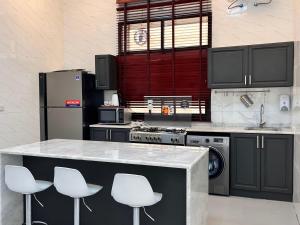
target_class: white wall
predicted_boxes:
[212,0,295,48]
[63,0,117,73]
[0,1,64,224]
[0,0,64,149]
[292,0,300,210]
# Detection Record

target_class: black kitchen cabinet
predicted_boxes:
[110,129,130,142]
[208,42,294,89]
[208,46,248,88]
[231,134,260,192]
[230,133,294,201]
[90,127,130,143]
[90,128,107,141]
[261,134,294,194]
[95,55,117,90]
[249,42,294,87]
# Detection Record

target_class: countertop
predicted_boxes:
[90,123,294,135]
[90,123,133,129]
[187,123,294,135]
[0,139,208,169]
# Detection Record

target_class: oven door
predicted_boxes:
[98,109,117,123]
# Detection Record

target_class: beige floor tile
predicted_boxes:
[208,195,299,225]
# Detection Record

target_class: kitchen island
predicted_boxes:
[0,139,208,225]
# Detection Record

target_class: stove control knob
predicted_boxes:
[153,137,157,141]
[171,138,174,143]
[157,137,161,142]
[205,138,210,143]
[146,137,149,140]
[149,137,153,141]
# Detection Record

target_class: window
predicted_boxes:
[120,16,209,52]
[117,0,212,122]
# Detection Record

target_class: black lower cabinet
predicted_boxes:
[90,128,130,142]
[261,135,294,194]
[231,134,260,192]
[110,129,130,142]
[91,128,108,141]
[230,133,294,201]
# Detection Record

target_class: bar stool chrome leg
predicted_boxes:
[74,198,80,225]
[133,208,140,225]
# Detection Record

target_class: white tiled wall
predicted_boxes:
[211,87,293,127]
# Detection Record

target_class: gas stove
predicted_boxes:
[130,126,187,145]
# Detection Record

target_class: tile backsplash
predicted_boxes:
[211,87,293,127]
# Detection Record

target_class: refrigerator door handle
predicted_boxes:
[106,130,109,140]
[110,129,112,141]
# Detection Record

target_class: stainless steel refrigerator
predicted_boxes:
[39,70,102,140]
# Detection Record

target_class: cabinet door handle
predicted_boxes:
[249,75,252,85]
[261,136,264,149]
[244,75,247,86]
[110,130,112,141]
[257,136,260,149]
[106,130,109,140]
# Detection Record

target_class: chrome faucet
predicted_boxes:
[259,104,266,128]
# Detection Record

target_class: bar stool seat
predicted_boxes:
[54,167,103,225]
[5,165,52,225]
[111,173,163,225]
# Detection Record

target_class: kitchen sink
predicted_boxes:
[244,127,282,131]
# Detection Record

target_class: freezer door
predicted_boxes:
[47,108,83,140]
[46,71,83,107]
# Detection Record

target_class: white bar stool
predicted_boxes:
[53,167,103,225]
[5,165,52,225]
[111,173,163,225]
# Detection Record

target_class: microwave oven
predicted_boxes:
[98,107,132,124]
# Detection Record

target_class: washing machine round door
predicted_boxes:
[209,147,225,179]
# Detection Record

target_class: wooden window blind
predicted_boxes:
[117,0,212,122]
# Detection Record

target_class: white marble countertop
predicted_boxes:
[90,124,133,129]
[0,139,208,169]
[90,122,294,135]
[187,123,294,135]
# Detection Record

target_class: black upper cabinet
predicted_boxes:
[95,55,117,90]
[208,42,294,89]
[208,46,248,88]
[249,42,294,87]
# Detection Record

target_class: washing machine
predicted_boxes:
[186,135,230,196]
